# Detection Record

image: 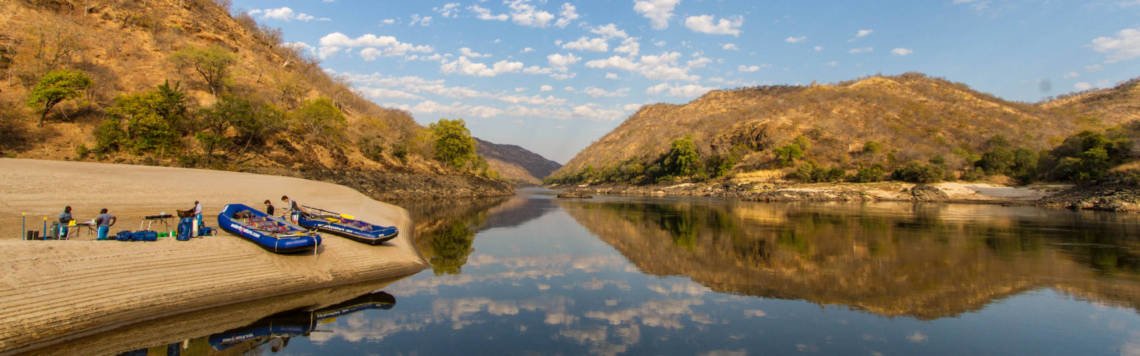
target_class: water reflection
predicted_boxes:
[397,189,558,275]
[114,291,396,355]
[559,199,1140,319]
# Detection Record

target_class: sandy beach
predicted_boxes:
[0,159,428,353]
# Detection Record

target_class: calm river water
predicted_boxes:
[125,189,1140,355]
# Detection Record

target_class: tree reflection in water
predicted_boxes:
[560,199,1140,319]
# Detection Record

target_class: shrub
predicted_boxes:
[661,136,702,179]
[1040,130,1131,183]
[849,165,886,183]
[290,98,346,142]
[891,161,943,183]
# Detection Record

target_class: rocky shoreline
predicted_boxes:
[554,180,1139,212]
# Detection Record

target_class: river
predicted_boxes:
[122,189,1140,355]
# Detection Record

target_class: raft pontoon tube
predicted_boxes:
[218,203,321,254]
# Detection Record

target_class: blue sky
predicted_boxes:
[230,0,1140,163]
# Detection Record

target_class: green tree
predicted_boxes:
[27,69,92,127]
[774,136,811,167]
[171,45,236,97]
[106,92,178,154]
[891,161,944,183]
[290,98,346,141]
[661,136,702,178]
[430,118,478,170]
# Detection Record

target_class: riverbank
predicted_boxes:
[0,159,428,353]
[552,180,1140,212]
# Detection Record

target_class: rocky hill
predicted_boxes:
[476,138,562,185]
[0,0,511,199]
[551,73,1139,184]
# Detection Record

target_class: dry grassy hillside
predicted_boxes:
[0,0,512,198]
[553,73,1137,183]
[1043,79,1140,128]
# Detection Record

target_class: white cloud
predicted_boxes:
[605,72,619,79]
[563,37,609,52]
[409,14,432,27]
[615,38,641,56]
[891,48,913,56]
[684,15,744,36]
[522,47,535,53]
[470,5,509,21]
[592,24,630,39]
[785,36,806,44]
[586,52,698,81]
[403,100,505,119]
[906,331,928,343]
[849,47,874,54]
[507,0,556,28]
[647,83,713,97]
[358,87,421,100]
[584,87,630,98]
[814,45,824,52]
[318,32,434,59]
[540,85,554,92]
[248,7,323,22]
[953,0,991,11]
[555,3,579,28]
[434,3,461,18]
[380,18,397,25]
[686,55,712,69]
[1091,27,1140,63]
[634,0,680,30]
[459,47,491,58]
[722,43,739,51]
[571,104,626,121]
[855,29,874,38]
[1074,82,1094,90]
[441,56,524,77]
[737,65,761,73]
[547,53,581,71]
[1064,71,1080,79]
[622,103,643,111]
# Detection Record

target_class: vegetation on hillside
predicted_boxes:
[0,0,509,196]
[549,73,1139,187]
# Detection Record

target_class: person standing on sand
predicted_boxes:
[192,200,203,236]
[264,199,275,216]
[281,195,301,222]
[95,208,116,240]
[58,206,73,238]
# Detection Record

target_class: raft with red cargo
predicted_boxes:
[218,203,321,254]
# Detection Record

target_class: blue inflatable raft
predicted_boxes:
[218,203,321,254]
[293,206,398,245]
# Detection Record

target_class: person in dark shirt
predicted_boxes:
[58,206,73,238]
[264,199,275,216]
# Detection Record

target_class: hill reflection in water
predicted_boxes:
[559,198,1140,319]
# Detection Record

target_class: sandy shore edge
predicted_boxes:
[0,159,428,353]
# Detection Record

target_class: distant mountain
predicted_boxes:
[476,138,561,185]
[550,73,1139,183]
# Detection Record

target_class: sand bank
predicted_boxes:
[0,159,428,353]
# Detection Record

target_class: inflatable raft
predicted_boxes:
[293,206,399,245]
[218,203,321,254]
